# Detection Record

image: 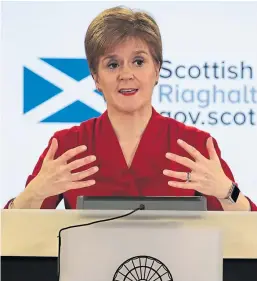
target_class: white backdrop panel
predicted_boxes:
[1,1,256,207]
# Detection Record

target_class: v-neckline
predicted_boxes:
[101,108,159,171]
[105,109,154,171]
[118,136,142,169]
[97,107,168,179]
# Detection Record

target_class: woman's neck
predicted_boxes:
[107,105,153,143]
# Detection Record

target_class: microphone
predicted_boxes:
[139,204,145,210]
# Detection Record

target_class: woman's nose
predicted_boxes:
[118,65,134,81]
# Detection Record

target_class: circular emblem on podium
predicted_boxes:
[113,255,173,281]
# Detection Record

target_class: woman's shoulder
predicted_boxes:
[161,114,212,154]
[50,116,100,153]
[153,108,211,141]
[53,117,98,138]
[162,114,211,139]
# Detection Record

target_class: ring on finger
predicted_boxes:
[186,171,192,183]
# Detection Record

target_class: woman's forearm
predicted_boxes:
[9,187,44,209]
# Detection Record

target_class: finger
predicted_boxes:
[177,139,205,161]
[58,145,87,163]
[167,181,199,190]
[163,170,195,182]
[70,180,96,189]
[206,137,219,161]
[45,138,58,161]
[67,155,97,171]
[71,166,99,181]
[166,152,196,170]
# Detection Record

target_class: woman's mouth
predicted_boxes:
[118,88,138,96]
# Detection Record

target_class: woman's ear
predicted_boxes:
[154,63,160,86]
[92,73,102,93]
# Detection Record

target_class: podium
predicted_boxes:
[58,211,222,281]
[2,209,257,281]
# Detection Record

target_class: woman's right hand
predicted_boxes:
[28,138,99,201]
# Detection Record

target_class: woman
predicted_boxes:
[5,6,256,211]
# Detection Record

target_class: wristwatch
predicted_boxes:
[225,182,240,203]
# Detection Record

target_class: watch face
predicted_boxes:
[231,185,240,202]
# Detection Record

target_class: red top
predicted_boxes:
[4,107,257,211]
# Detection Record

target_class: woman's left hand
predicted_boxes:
[163,137,232,199]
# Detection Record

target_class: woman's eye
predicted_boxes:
[134,59,144,66]
[108,62,118,69]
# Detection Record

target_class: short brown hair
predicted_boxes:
[84,6,163,74]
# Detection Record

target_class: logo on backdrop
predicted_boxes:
[158,60,256,126]
[23,58,256,126]
[23,58,105,123]
[113,255,173,281]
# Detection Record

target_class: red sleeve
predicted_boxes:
[3,134,63,209]
[3,119,95,210]
[211,136,257,211]
[247,197,257,211]
[181,122,257,211]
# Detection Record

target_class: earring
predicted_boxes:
[155,81,158,85]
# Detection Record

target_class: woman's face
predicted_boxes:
[93,37,160,114]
